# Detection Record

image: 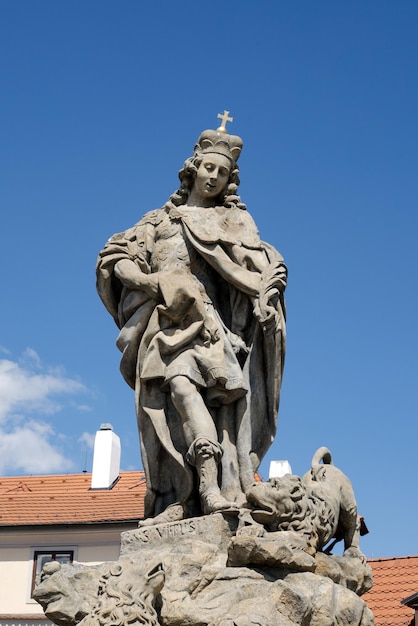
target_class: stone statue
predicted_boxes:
[97,115,287,524]
[33,115,376,626]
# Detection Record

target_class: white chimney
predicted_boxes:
[91,423,121,489]
[269,460,292,479]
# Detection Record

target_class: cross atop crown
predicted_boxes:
[216,110,233,134]
[192,112,242,164]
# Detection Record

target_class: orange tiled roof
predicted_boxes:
[363,556,418,626]
[0,471,146,525]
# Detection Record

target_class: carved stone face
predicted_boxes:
[32,561,85,625]
[193,154,231,203]
[246,475,306,526]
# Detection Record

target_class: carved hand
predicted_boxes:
[201,316,220,346]
[253,261,287,333]
[114,259,159,297]
[252,299,278,334]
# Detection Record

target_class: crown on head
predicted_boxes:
[194,130,243,165]
[193,111,243,165]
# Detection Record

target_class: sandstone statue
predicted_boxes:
[97,113,287,525]
[34,114,374,626]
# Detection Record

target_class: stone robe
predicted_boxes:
[96,204,286,518]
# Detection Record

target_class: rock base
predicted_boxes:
[122,513,374,626]
[34,512,374,626]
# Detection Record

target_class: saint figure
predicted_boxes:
[96,122,287,524]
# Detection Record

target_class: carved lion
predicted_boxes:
[246,447,361,556]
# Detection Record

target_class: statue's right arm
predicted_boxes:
[114,258,159,298]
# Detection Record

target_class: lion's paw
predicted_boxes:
[236,524,265,538]
[343,546,366,562]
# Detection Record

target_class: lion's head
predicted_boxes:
[247,475,312,532]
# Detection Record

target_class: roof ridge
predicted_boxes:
[367,555,418,562]
[0,469,144,480]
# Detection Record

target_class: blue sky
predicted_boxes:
[1,1,417,559]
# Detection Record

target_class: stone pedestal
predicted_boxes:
[119,513,374,626]
[33,512,374,626]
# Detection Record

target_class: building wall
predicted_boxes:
[0,617,54,626]
[0,549,30,613]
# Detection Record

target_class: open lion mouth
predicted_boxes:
[146,561,165,597]
[247,489,277,524]
[148,562,164,580]
[247,483,281,524]
[251,507,275,524]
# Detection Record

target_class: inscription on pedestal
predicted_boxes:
[120,513,238,555]
[134,518,200,543]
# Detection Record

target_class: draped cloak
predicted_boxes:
[96,204,286,518]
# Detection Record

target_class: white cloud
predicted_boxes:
[0,421,73,474]
[0,353,85,422]
[75,404,93,412]
[0,350,89,475]
[79,431,95,449]
[21,347,42,368]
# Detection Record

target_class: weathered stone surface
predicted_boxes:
[77,557,164,626]
[314,551,373,596]
[227,532,372,597]
[228,532,317,571]
[33,561,102,626]
[201,571,373,626]
[33,555,164,626]
[121,512,238,554]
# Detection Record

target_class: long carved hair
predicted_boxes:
[79,563,159,626]
[164,153,246,211]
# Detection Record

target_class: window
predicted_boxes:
[31,549,74,595]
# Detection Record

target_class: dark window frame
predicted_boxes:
[31,549,74,595]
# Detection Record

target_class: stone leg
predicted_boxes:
[188,438,239,515]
